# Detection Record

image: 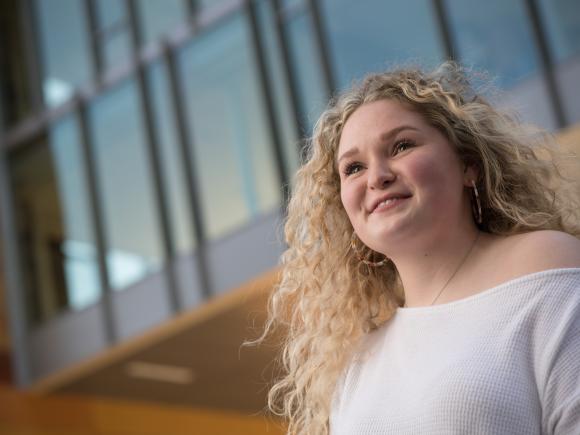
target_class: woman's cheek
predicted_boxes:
[340,185,354,218]
[407,154,445,188]
[341,184,363,224]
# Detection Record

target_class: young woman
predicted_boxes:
[260,62,580,434]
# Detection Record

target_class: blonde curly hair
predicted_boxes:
[259,62,579,435]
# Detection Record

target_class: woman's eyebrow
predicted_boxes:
[337,147,359,165]
[337,125,419,164]
[379,125,419,142]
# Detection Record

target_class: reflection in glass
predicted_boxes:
[9,117,101,325]
[137,0,188,46]
[537,0,580,62]
[286,10,327,132]
[321,0,444,89]
[89,79,165,290]
[179,12,281,239]
[35,0,93,107]
[146,60,196,254]
[445,0,540,88]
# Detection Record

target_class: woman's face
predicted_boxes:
[337,99,475,255]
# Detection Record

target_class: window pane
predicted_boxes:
[97,0,125,28]
[137,0,188,46]
[104,33,132,70]
[89,79,165,290]
[146,60,196,254]
[445,0,540,89]
[96,0,131,70]
[178,12,281,239]
[197,0,235,12]
[538,0,580,125]
[35,0,93,107]
[281,0,305,10]
[286,10,328,132]
[49,119,102,310]
[445,0,560,130]
[537,0,580,62]
[9,117,101,325]
[321,0,444,89]
[255,0,300,178]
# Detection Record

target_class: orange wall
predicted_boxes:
[0,386,285,435]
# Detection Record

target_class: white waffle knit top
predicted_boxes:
[330,268,580,435]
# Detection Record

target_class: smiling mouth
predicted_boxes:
[372,195,411,213]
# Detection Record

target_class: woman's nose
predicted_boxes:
[367,162,395,189]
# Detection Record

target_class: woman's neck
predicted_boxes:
[391,227,482,308]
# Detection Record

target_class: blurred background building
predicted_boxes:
[0,0,579,433]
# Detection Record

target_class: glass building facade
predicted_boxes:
[1,0,579,387]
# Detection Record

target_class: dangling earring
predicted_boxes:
[350,232,389,267]
[471,180,483,224]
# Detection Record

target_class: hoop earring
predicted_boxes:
[471,180,483,224]
[350,232,389,267]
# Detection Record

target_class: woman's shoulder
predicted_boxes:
[501,230,580,274]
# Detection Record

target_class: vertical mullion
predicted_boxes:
[19,0,45,112]
[0,144,32,386]
[126,0,182,312]
[524,0,567,129]
[246,0,290,202]
[305,0,335,97]
[163,43,213,300]
[185,0,198,20]
[77,98,117,344]
[432,0,456,61]
[85,0,104,81]
[271,0,306,140]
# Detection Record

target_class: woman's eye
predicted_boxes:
[344,163,363,176]
[393,139,415,155]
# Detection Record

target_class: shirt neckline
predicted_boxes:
[395,267,580,315]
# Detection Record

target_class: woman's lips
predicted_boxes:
[372,196,411,214]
